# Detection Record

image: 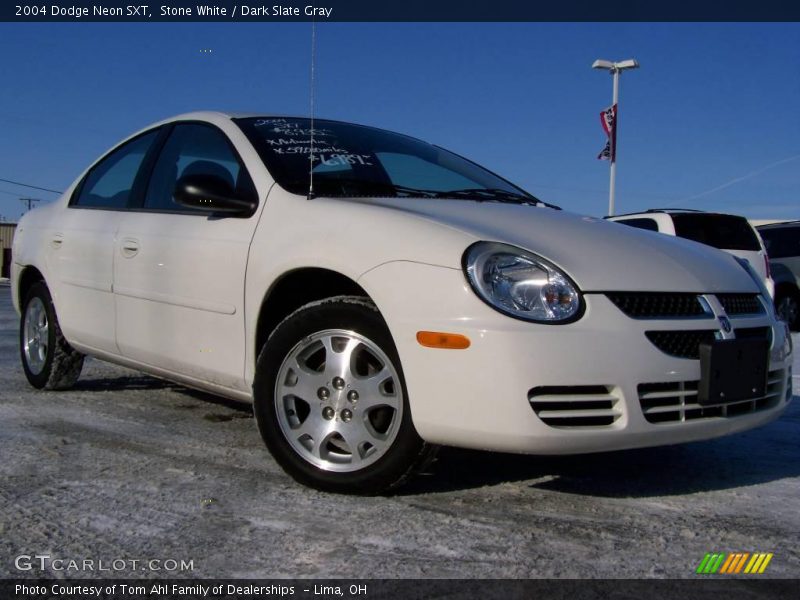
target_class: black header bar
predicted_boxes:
[4,1,800,22]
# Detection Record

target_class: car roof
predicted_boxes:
[156,111,436,145]
[603,208,753,227]
[607,208,744,220]
[165,111,386,127]
[755,220,800,230]
[169,110,289,120]
[617,208,732,216]
[138,111,320,130]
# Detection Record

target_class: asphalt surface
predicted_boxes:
[1,279,798,579]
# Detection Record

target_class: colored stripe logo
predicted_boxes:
[696,552,773,574]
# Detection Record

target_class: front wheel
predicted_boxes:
[20,281,84,390]
[253,296,435,494]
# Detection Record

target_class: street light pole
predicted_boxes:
[592,58,639,216]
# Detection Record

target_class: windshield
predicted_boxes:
[235,117,547,205]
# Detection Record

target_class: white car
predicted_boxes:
[11,113,794,493]
[607,209,775,298]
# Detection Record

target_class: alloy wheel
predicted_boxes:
[274,329,403,473]
[23,297,49,375]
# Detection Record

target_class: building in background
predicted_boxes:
[1,222,17,279]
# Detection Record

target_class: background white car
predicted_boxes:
[11,113,793,493]
[607,208,775,298]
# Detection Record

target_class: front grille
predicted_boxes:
[717,293,764,316]
[645,330,716,359]
[528,385,620,428]
[606,292,707,319]
[646,326,771,360]
[638,370,784,424]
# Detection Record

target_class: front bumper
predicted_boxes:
[359,262,793,454]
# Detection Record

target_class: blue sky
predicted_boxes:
[0,22,798,221]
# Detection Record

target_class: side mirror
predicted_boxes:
[174,174,256,215]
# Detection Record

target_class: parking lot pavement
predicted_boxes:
[1,279,799,579]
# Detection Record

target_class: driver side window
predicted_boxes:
[144,123,254,211]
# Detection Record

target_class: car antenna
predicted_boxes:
[307,18,316,200]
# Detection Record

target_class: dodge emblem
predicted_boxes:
[718,315,732,334]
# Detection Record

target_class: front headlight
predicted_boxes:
[463,242,583,323]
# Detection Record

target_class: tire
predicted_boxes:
[775,291,799,331]
[253,296,436,494]
[20,281,84,390]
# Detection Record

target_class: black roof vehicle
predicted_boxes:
[757,220,800,330]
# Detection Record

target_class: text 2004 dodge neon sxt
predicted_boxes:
[11,113,793,493]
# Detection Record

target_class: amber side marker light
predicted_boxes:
[416,331,471,349]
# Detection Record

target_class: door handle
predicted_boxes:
[120,238,140,258]
[51,233,64,249]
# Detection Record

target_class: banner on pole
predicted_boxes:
[598,104,617,161]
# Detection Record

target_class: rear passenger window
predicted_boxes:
[73,131,158,209]
[672,214,760,251]
[616,218,659,232]
[144,123,255,211]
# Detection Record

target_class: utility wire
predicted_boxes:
[0,188,29,197]
[0,177,61,194]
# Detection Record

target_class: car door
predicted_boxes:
[52,129,161,354]
[113,122,261,392]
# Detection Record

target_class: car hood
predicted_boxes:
[353,198,759,293]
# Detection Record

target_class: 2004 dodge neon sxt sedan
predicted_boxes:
[11,112,794,493]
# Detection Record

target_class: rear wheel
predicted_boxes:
[253,296,436,494]
[20,281,84,390]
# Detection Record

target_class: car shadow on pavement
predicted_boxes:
[73,375,254,415]
[401,399,800,497]
[74,375,183,392]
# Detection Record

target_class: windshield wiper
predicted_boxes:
[385,184,441,198]
[302,179,561,209]
[438,188,532,203]
[437,188,561,209]
[305,178,442,198]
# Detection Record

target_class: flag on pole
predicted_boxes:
[597,104,617,161]
[598,140,612,161]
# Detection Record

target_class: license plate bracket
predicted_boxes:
[698,338,769,405]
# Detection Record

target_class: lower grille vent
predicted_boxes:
[529,385,620,428]
[638,370,784,424]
